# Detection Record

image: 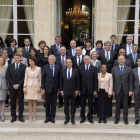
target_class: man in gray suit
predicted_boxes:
[112,56,132,125]
[132,58,140,125]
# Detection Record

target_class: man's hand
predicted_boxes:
[7,90,10,95]
[93,91,97,96]
[108,94,111,98]
[75,91,79,97]
[129,91,132,96]
[61,91,64,97]
[58,90,60,94]
[132,92,135,97]
[37,88,41,93]
[79,91,81,96]
[13,84,19,89]
[112,91,115,96]
[42,90,45,95]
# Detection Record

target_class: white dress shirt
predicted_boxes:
[138,67,140,85]
[77,54,82,65]
[25,46,30,51]
[126,44,132,55]
[4,58,10,67]
[85,64,90,70]
[11,47,16,51]
[61,55,66,62]
[105,50,110,60]
[15,63,20,69]
[67,68,72,79]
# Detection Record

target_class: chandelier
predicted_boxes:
[66,0,88,25]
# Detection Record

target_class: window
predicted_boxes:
[117,0,139,45]
[0,0,34,47]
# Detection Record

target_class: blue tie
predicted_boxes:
[120,67,123,77]
[133,54,136,65]
[86,66,89,75]
[72,49,75,56]
[51,65,54,77]
[68,69,70,80]
[16,64,19,73]
[57,45,59,55]
[129,45,131,54]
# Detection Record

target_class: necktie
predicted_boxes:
[86,65,89,75]
[133,54,136,65]
[111,45,114,51]
[26,47,29,53]
[120,66,123,77]
[129,45,131,54]
[106,52,109,62]
[51,65,54,77]
[16,64,19,73]
[68,69,70,80]
[61,56,65,69]
[78,56,80,66]
[72,49,75,57]
[57,45,59,55]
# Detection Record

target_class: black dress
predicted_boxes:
[85,49,91,56]
[39,55,49,67]
[36,49,44,57]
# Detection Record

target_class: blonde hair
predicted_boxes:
[90,51,99,59]
[0,56,5,65]
[16,48,24,53]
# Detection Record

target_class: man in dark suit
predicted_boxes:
[7,53,26,123]
[66,40,76,57]
[72,46,84,108]
[22,38,34,58]
[112,56,132,125]
[99,41,117,73]
[79,55,98,123]
[55,46,71,108]
[110,34,121,55]
[113,48,131,67]
[132,58,140,125]
[50,36,63,56]
[60,59,80,124]
[42,55,61,123]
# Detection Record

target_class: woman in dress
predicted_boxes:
[24,57,41,122]
[95,40,104,53]
[0,57,9,122]
[36,40,46,57]
[97,64,113,123]
[82,39,95,56]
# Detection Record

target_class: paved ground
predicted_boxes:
[0,133,139,140]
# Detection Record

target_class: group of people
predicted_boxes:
[0,34,140,125]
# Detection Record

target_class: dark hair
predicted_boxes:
[14,53,21,58]
[2,49,9,54]
[132,44,138,48]
[43,45,50,55]
[96,40,103,47]
[24,38,31,42]
[28,57,36,65]
[0,37,5,49]
[66,58,72,63]
[38,40,46,47]
[85,39,92,45]
[55,35,62,40]
[110,34,117,38]
[10,39,17,46]
[29,48,37,53]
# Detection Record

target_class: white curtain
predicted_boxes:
[0,0,12,41]
[23,0,34,45]
[117,0,131,44]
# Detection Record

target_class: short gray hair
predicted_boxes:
[126,35,133,40]
[132,44,138,48]
[48,55,56,60]
[104,41,111,46]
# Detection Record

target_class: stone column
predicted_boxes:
[34,0,55,49]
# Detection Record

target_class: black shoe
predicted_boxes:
[51,119,55,123]
[114,119,119,124]
[124,120,129,125]
[76,105,79,108]
[10,117,17,123]
[19,117,25,122]
[58,104,63,108]
[71,120,75,124]
[98,118,102,123]
[44,102,46,108]
[5,104,9,107]
[88,119,94,124]
[103,118,107,124]
[44,119,50,123]
[64,120,69,124]
[80,118,85,123]
[128,104,131,109]
[135,120,139,125]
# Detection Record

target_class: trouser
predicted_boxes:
[58,94,63,105]
[76,95,80,106]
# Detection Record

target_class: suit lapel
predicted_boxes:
[48,65,53,77]
[135,68,139,83]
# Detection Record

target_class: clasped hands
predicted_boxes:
[61,90,79,97]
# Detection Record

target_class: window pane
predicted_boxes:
[118,0,135,5]
[0,6,13,19]
[0,0,13,5]
[117,21,134,34]
[18,21,34,34]
[117,7,135,20]
[18,35,34,47]
[0,21,13,33]
[17,0,34,5]
[17,7,34,19]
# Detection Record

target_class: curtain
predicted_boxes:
[117,0,131,44]
[23,0,34,45]
[0,0,12,41]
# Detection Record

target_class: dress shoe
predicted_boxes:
[124,120,129,125]
[114,119,119,124]
[103,118,107,124]
[51,119,55,123]
[98,118,102,123]
[5,104,9,107]
[71,120,75,124]
[80,118,85,123]
[44,102,46,108]
[10,117,17,123]
[135,120,139,125]
[88,119,94,124]
[128,104,131,109]
[58,104,63,108]
[76,105,79,108]
[19,117,25,122]
[44,119,50,123]
[64,120,69,124]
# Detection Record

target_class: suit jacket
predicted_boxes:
[111,65,132,95]
[72,55,84,69]
[7,63,26,90]
[98,73,113,95]
[41,64,61,93]
[66,48,76,57]
[78,65,98,94]
[98,50,117,73]
[0,66,8,89]
[50,44,63,56]
[22,46,34,58]
[60,68,80,96]
[24,67,41,88]
[7,47,17,59]
[55,55,71,69]
[111,44,120,54]
[126,53,140,69]
[113,58,131,68]
[90,60,101,73]
[11,57,28,67]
